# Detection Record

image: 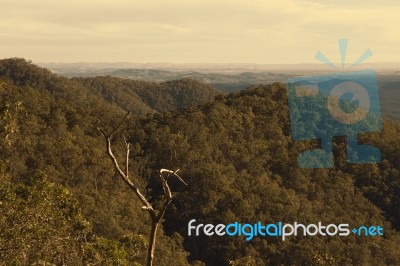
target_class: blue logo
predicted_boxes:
[286,39,382,168]
[188,219,384,241]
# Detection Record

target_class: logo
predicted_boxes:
[286,39,382,168]
[187,219,384,241]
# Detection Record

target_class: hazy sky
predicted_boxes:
[1,0,399,64]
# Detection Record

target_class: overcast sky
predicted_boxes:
[1,0,399,64]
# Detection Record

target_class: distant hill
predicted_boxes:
[48,66,400,120]
[378,78,400,121]
[50,67,291,93]
[74,76,221,114]
[0,58,221,115]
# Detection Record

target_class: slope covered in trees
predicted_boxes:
[74,76,221,114]
[124,84,400,265]
[1,58,400,265]
[0,58,201,265]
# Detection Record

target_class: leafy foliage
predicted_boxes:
[1,58,400,265]
[125,84,400,265]
[75,76,221,114]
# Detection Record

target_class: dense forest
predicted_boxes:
[1,58,400,265]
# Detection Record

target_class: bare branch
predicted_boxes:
[99,112,187,266]
[123,136,130,177]
[160,168,188,186]
[97,127,107,137]
[98,113,154,216]
[155,168,186,222]
[160,170,173,200]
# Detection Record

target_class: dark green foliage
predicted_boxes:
[1,58,400,265]
[0,173,147,265]
[125,84,400,265]
[0,58,193,265]
[0,173,87,265]
[75,76,221,114]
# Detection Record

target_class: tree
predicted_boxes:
[0,173,86,264]
[98,112,187,266]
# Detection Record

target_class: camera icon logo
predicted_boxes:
[286,40,382,168]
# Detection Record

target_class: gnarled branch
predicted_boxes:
[98,112,187,266]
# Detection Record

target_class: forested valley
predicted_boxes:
[1,58,400,265]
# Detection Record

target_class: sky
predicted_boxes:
[0,0,399,64]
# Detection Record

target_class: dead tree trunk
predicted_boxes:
[98,112,186,266]
[147,221,158,266]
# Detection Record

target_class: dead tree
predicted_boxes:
[98,112,187,266]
